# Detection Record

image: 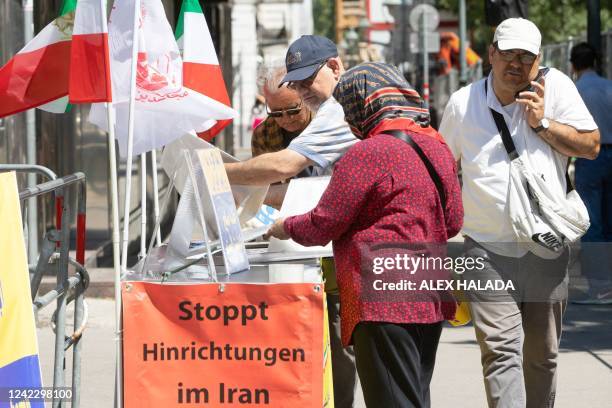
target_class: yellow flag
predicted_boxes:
[0,172,43,406]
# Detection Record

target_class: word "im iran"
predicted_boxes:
[178,383,269,405]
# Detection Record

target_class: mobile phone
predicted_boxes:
[515,67,549,99]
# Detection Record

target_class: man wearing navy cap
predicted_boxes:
[225,36,361,408]
[279,35,340,109]
[225,35,357,184]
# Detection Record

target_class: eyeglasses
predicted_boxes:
[287,60,328,90]
[266,101,303,118]
[495,45,538,65]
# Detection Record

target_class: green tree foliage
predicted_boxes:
[313,0,335,40]
[437,0,612,56]
[529,0,612,43]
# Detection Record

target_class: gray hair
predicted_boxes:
[257,59,288,95]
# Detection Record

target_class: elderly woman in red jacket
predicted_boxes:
[265,62,463,408]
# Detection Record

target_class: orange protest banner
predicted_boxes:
[122,281,325,407]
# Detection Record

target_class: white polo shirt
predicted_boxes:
[439,68,597,257]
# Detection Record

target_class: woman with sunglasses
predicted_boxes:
[265,62,463,407]
[251,62,314,180]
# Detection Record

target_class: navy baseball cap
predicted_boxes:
[279,35,338,86]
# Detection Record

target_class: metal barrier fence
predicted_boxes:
[0,166,89,408]
[542,30,612,78]
[431,61,484,127]
[430,31,612,127]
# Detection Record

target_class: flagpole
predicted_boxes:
[151,150,162,246]
[107,104,123,408]
[23,0,39,262]
[94,0,123,406]
[120,0,141,274]
[118,0,141,405]
[139,152,147,258]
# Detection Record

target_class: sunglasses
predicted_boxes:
[266,101,303,118]
[495,45,538,65]
[287,60,328,90]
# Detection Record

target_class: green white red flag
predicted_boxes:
[0,0,75,117]
[175,0,233,140]
[88,0,237,157]
[0,0,111,118]
[69,0,112,103]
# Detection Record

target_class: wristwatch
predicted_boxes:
[532,118,550,134]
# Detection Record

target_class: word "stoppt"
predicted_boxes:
[178,301,269,326]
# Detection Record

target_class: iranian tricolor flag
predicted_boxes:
[0,0,111,118]
[88,0,237,157]
[69,0,112,103]
[175,0,232,140]
[0,0,76,117]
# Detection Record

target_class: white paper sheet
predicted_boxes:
[267,176,333,256]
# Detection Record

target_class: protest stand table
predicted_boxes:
[121,247,333,407]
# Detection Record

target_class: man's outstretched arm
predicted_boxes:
[263,184,289,209]
[225,149,314,185]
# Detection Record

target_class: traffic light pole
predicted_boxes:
[401,0,407,66]
[421,11,429,109]
[459,0,467,85]
[587,0,601,70]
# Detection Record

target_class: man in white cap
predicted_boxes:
[439,18,599,407]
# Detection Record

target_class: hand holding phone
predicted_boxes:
[515,67,548,99]
[515,67,549,128]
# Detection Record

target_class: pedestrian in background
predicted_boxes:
[570,42,612,305]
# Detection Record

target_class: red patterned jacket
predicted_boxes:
[284,127,463,346]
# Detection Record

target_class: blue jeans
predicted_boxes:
[575,146,612,291]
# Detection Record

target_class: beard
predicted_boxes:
[302,95,324,112]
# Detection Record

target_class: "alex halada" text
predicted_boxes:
[373,279,516,291]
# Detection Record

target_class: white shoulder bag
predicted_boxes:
[486,76,590,258]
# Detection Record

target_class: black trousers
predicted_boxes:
[353,321,443,408]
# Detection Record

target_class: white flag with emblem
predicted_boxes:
[89,0,237,157]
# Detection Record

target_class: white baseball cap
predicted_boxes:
[493,18,541,55]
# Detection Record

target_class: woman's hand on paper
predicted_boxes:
[264,218,290,240]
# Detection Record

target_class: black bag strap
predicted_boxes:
[484,78,519,160]
[484,73,574,193]
[383,130,447,210]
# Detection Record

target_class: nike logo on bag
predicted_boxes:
[596,290,612,300]
[532,232,562,251]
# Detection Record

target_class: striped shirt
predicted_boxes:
[251,117,303,157]
[250,116,315,179]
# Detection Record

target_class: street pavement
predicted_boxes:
[36,292,611,407]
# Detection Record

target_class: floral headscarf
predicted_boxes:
[333,62,430,139]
